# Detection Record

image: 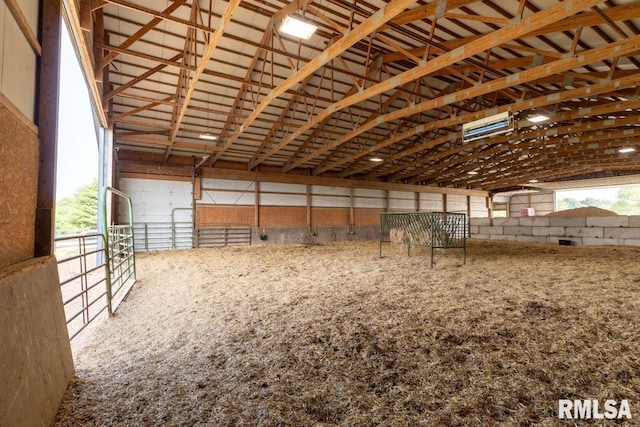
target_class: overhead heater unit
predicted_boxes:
[462,111,514,142]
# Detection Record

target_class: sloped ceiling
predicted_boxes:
[76,0,640,192]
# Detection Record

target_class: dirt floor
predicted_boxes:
[54,240,640,426]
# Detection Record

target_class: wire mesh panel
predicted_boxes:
[380,212,466,267]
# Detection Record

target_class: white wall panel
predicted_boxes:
[2,6,37,120]
[259,193,306,206]
[354,197,385,208]
[120,178,192,223]
[201,178,254,191]
[447,194,468,213]
[509,191,554,216]
[389,198,416,211]
[470,196,489,217]
[200,190,254,205]
[21,0,39,31]
[354,188,385,198]
[420,193,443,212]
[311,195,350,208]
[260,182,306,194]
[312,185,350,196]
[389,190,414,200]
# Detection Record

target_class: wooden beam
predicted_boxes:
[307,34,640,175]
[344,78,640,180]
[35,0,62,257]
[110,94,177,123]
[103,0,215,34]
[273,0,605,172]
[5,0,42,56]
[443,12,510,25]
[103,53,184,101]
[165,0,241,157]
[217,0,418,169]
[211,0,317,166]
[101,0,188,68]
[387,0,480,28]
[380,3,640,64]
[403,130,640,184]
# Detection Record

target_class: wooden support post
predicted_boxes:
[415,192,420,212]
[442,193,447,213]
[467,195,472,237]
[254,180,259,227]
[34,0,62,257]
[487,196,493,218]
[306,184,312,231]
[349,187,355,233]
[385,190,390,212]
[93,8,104,84]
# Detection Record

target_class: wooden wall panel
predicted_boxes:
[354,208,384,225]
[0,102,39,268]
[311,207,350,226]
[196,205,254,227]
[259,206,306,227]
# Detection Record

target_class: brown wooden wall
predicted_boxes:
[354,208,385,225]
[196,205,386,228]
[0,101,39,268]
[310,207,349,226]
[196,205,254,226]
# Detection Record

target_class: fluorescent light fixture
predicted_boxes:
[369,157,384,162]
[528,179,539,183]
[619,147,636,153]
[467,171,478,175]
[198,133,218,141]
[279,15,318,39]
[528,114,549,123]
[462,112,513,142]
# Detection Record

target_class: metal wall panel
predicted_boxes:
[120,178,192,223]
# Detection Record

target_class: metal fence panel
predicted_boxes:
[380,212,466,267]
[55,233,109,340]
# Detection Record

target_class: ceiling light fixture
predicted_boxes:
[369,157,384,162]
[528,114,549,123]
[198,133,218,141]
[528,179,539,183]
[467,171,478,175]
[618,147,636,153]
[279,15,318,39]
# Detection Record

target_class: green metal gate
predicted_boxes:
[101,186,137,313]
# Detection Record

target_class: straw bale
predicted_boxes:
[54,240,640,426]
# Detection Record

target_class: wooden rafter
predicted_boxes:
[344,73,640,179]
[101,0,187,68]
[273,0,605,173]
[162,0,241,158]
[308,32,640,175]
[214,0,419,168]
